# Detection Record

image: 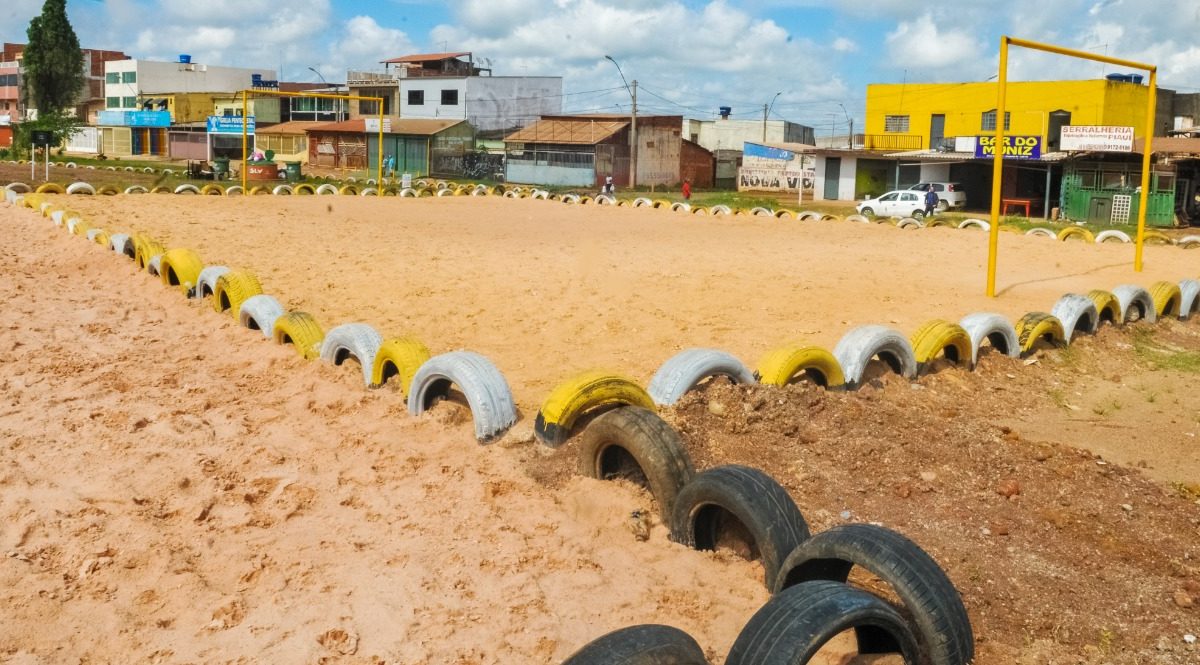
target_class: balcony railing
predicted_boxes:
[861,134,924,151]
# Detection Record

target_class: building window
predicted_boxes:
[1078,171,1097,188]
[122,96,137,108]
[441,89,458,105]
[884,115,909,133]
[105,72,119,84]
[360,99,379,115]
[408,90,424,105]
[106,96,120,108]
[121,71,136,84]
[981,110,1011,131]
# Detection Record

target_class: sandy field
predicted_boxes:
[2,190,1199,664]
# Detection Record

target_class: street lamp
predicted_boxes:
[837,102,854,149]
[308,66,343,121]
[604,55,637,188]
[763,91,782,142]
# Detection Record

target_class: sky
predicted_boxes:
[3,0,1200,135]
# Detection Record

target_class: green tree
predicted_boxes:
[23,0,84,115]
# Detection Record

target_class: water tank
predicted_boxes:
[178,54,191,64]
[719,106,732,119]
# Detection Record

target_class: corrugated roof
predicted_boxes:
[256,121,327,135]
[504,118,629,145]
[381,52,470,64]
[305,118,465,135]
[1134,137,1200,155]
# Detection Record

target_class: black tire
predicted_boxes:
[860,207,874,217]
[562,624,709,665]
[936,200,949,212]
[913,209,926,219]
[578,406,696,522]
[670,465,810,588]
[773,523,973,665]
[726,580,920,665]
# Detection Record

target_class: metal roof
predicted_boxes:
[306,118,465,135]
[504,118,630,145]
[381,52,470,64]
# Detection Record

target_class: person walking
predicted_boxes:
[601,175,615,196]
[923,184,938,217]
[682,178,692,200]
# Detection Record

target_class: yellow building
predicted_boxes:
[864,78,1153,152]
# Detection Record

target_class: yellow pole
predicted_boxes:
[377,103,384,183]
[986,37,1010,298]
[1133,68,1157,272]
[241,90,248,192]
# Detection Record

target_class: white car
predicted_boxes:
[908,182,966,211]
[856,190,928,219]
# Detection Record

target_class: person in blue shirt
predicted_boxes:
[924,185,939,217]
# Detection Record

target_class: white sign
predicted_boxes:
[1060,125,1134,152]
[364,118,392,133]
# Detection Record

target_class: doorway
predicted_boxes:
[824,157,841,200]
[929,114,945,150]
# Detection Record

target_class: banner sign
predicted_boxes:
[207,115,255,134]
[1060,125,1134,152]
[97,110,171,127]
[364,118,393,133]
[975,135,1041,159]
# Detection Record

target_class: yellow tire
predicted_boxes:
[71,220,93,237]
[1141,230,1173,245]
[651,199,672,209]
[999,224,1023,234]
[1149,280,1182,318]
[248,185,269,196]
[132,234,165,270]
[754,345,845,389]
[1015,312,1065,355]
[272,311,324,360]
[199,184,224,196]
[910,319,973,368]
[150,186,171,194]
[534,371,655,447]
[691,206,709,215]
[97,185,119,196]
[35,183,65,194]
[92,231,110,248]
[1086,289,1122,325]
[159,248,205,295]
[212,269,263,316]
[339,184,359,196]
[41,204,60,218]
[1057,226,1094,243]
[371,337,432,392]
[294,183,316,195]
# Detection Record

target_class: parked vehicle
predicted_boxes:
[857,190,927,218]
[908,182,965,211]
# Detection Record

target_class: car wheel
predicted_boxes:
[912,210,925,219]
[860,207,875,218]
[936,200,949,212]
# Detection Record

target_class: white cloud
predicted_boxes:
[831,37,857,53]
[884,14,984,72]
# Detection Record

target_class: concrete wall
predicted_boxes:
[465,77,562,133]
[507,163,593,187]
[213,97,281,124]
[680,140,714,188]
[814,155,860,201]
[637,119,682,186]
[65,126,100,154]
[684,118,815,152]
[104,60,275,110]
[397,78,467,122]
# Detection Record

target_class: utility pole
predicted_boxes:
[763,92,782,143]
[838,102,854,149]
[631,79,638,189]
[762,103,768,141]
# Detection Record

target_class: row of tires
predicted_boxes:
[10,185,973,664]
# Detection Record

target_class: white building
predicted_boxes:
[347,52,561,137]
[103,56,275,111]
[684,116,816,153]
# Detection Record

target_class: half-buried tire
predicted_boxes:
[909,319,972,371]
[1112,284,1157,324]
[272,311,324,360]
[957,313,1019,365]
[1149,281,1182,319]
[238,294,285,338]
[1014,312,1065,354]
[370,336,432,393]
[832,325,918,389]
[772,524,971,665]
[561,624,708,665]
[1049,294,1099,343]
[1179,279,1200,320]
[670,465,810,588]
[754,345,845,389]
[319,323,383,387]
[578,406,695,522]
[212,269,263,317]
[646,348,756,407]
[1086,289,1123,326]
[536,371,655,447]
[194,266,230,299]
[407,351,518,442]
[159,248,205,296]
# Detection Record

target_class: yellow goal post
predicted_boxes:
[237,88,384,192]
[986,36,1157,297]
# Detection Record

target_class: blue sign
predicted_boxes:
[207,115,255,134]
[744,142,795,161]
[97,110,171,127]
[975,135,1041,160]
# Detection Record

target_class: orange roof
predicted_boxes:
[504,118,629,145]
[381,52,470,64]
[255,121,327,135]
[306,118,465,135]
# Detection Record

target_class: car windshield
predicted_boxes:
[880,193,898,201]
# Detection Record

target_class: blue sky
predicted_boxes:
[3,1,1199,135]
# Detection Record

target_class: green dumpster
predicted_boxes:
[212,157,230,179]
[284,161,302,182]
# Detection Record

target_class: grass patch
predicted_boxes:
[1131,328,1200,373]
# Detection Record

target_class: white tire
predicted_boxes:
[1177,235,1200,249]
[86,228,104,242]
[50,210,66,225]
[632,197,653,208]
[399,188,418,197]
[709,204,732,216]
[958,219,989,231]
[173,184,200,195]
[844,214,870,224]
[1179,280,1200,320]
[896,217,924,230]
[272,185,294,196]
[224,186,244,196]
[359,187,378,196]
[146,254,163,276]
[1050,294,1099,342]
[1094,229,1131,244]
[108,233,131,255]
[66,182,96,195]
[959,312,1021,365]
[5,182,32,194]
[797,210,821,221]
[238,294,285,338]
[124,185,148,194]
[647,348,756,407]
[595,194,616,205]
[407,351,517,442]
[319,323,384,388]
[1112,284,1157,323]
[1025,227,1055,238]
[671,202,691,213]
[315,184,339,195]
[832,325,918,389]
[194,266,231,299]
[749,206,774,216]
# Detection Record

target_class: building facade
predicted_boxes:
[684,117,816,152]
[2,42,128,123]
[103,58,274,113]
